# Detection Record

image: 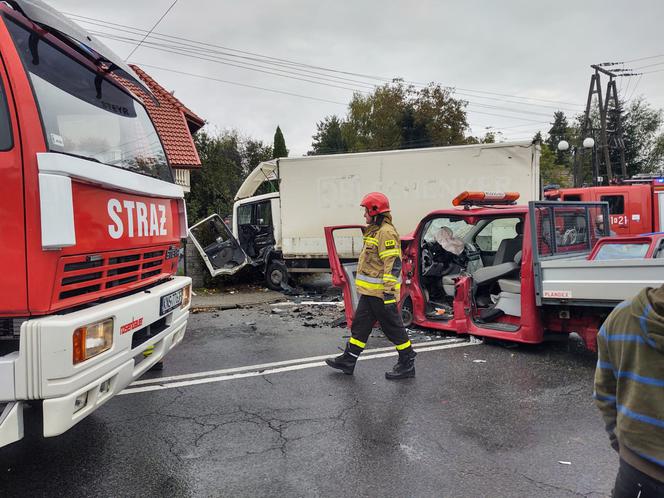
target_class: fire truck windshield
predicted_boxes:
[6,18,173,182]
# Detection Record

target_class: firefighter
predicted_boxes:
[326,192,416,380]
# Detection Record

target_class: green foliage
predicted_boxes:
[620,97,664,175]
[539,143,572,188]
[546,111,570,164]
[186,130,272,224]
[273,126,288,158]
[309,115,348,155]
[532,131,543,144]
[309,80,469,154]
[481,131,496,144]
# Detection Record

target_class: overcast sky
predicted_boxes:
[49,0,664,156]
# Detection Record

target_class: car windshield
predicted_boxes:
[594,243,650,260]
[6,18,172,182]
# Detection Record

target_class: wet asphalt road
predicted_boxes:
[0,303,617,497]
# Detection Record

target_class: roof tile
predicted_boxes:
[120,65,206,169]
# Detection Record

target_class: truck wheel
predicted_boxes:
[266,260,289,291]
[401,298,413,328]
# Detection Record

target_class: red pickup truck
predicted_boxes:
[326,193,664,351]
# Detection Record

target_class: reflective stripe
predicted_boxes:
[384,299,397,304]
[349,337,366,348]
[379,249,401,259]
[357,274,383,284]
[363,236,379,246]
[395,283,401,290]
[396,340,412,350]
[356,279,384,290]
[383,274,398,282]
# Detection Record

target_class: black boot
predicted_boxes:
[385,349,417,380]
[325,344,359,375]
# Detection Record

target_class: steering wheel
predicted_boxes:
[562,228,578,245]
[421,247,434,275]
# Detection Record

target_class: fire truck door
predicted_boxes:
[0,48,27,314]
[188,214,249,276]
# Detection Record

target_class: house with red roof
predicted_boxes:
[129,64,205,193]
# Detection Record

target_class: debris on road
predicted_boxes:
[558,461,572,465]
[472,359,487,363]
[270,301,343,307]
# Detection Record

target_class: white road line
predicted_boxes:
[131,338,465,386]
[119,340,477,395]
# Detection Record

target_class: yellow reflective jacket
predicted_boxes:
[355,213,402,303]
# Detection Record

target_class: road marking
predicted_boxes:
[131,338,464,386]
[119,339,477,395]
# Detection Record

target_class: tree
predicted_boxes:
[620,97,664,176]
[546,111,570,164]
[310,115,348,155]
[481,131,496,144]
[539,143,572,188]
[186,130,272,224]
[273,126,288,158]
[308,80,470,154]
[532,131,543,144]
[412,83,467,146]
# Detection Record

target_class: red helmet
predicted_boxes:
[360,192,390,216]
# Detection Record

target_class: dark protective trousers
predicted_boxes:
[613,458,664,498]
[350,295,411,353]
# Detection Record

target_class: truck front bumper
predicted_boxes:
[0,276,191,446]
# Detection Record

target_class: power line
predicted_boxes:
[136,63,349,106]
[93,28,582,114]
[139,62,549,124]
[87,25,383,90]
[123,0,179,61]
[623,54,664,63]
[622,74,632,102]
[96,30,565,122]
[101,33,369,93]
[627,74,643,102]
[641,68,664,75]
[67,12,584,111]
[633,61,664,71]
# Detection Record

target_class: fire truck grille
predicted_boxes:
[53,245,177,311]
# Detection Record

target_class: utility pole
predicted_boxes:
[574,64,629,186]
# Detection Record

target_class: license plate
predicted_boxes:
[160,289,183,316]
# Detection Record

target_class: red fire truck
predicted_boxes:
[544,176,664,236]
[326,193,664,352]
[0,1,191,447]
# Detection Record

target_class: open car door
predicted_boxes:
[189,214,249,276]
[324,225,365,327]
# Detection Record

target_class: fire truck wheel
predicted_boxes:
[401,298,413,327]
[266,260,289,291]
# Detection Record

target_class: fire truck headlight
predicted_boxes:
[181,284,192,309]
[73,318,114,364]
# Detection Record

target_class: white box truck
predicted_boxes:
[188,141,541,289]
